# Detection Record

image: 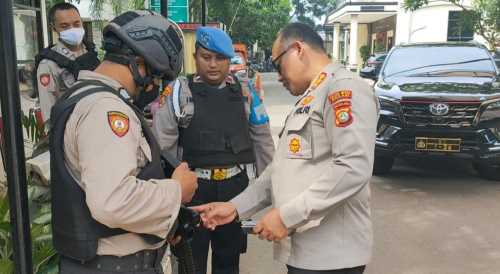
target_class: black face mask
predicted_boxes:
[134,84,159,110]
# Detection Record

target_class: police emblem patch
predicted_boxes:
[40,74,51,87]
[107,111,129,137]
[289,137,301,153]
[329,90,354,127]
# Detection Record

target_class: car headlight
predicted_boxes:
[479,99,500,124]
[378,95,400,116]
[376,79,395,90]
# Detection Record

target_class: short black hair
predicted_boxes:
[49,3,80,25]
[279,23,325,53]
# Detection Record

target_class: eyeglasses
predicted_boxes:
[271,42,298,74]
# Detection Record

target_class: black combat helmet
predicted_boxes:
[102,10,184,81]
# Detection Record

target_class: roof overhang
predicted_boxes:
[326,2,398,25]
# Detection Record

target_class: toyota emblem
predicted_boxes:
[429,103,450,116]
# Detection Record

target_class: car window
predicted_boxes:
[376,55,387,62]
[383,46,496,77]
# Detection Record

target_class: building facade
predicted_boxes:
[325,0,486,71]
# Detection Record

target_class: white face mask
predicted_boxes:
[59,27,85,46]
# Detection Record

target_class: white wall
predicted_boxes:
[395,0,487,47]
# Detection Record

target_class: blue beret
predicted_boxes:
[196,27,235,59]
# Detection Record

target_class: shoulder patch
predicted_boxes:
[107,111,130,137]
[328,90,353,128]
[328,90,352,104]
[159,85,173,107]
[39,74,51,87]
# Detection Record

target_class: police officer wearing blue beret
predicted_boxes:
[152,27,275,274]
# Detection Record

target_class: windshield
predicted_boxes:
[231,55,245,65]
[383,46,496,77]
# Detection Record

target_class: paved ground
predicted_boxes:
[238,73,500,274]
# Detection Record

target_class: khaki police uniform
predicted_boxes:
[36,41,88,122]
[231,63,380,271]
[62,70,181,258]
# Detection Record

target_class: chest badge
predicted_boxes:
[107,111,130,137]
[289,137,301,154]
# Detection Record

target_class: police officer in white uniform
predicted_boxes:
[194,23,379,274]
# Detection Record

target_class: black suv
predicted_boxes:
[363,42,500,180]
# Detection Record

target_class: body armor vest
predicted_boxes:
[32,41,100,98]
[50,80,163,261]
[180,75,255,168]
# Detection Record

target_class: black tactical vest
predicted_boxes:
[50,80,164,261]
[180,75,255,168]
[31,41,100,98]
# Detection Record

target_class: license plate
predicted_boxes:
[415,137,461,152]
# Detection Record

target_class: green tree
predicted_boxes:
[404,0,500,50]
[188,0,291,53]
[291,0,337,28]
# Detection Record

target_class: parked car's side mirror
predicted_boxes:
[359,67,378,81]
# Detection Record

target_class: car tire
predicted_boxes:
[474,162,500,181]
[373,156,395,175]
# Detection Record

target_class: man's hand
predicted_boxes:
[191,202,238,230]
[254,208,288,242]
[172,162,198,203]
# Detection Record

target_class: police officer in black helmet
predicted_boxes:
[49,10,197,274]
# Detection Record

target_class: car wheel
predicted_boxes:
[373,156,395,175]
[474,162,500,181]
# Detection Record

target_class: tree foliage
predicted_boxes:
[45,0,292,54]
[403,0,500,50]
[189,0,291,54]
[291,0,337,28]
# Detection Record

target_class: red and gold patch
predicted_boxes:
[328,90,352,104]
[289,137,301,154]
[159,85,173,106]
[300,95,315,106]
[107,111,129,137]
[39,74,51,87]
[329,90,354,127]
[334,107,353,127]
[310,72,327,90]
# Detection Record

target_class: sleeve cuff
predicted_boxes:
[279,196,306,229]
[231,192,253,220]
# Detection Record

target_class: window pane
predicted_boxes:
[13,8,39,95]
[447,11,474,42]
[14,0,35,7]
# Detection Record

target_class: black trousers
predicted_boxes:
[287,265,366,274]
[185,171,249,274]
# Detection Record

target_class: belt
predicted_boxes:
[195,166,242,181]
[63,247,165,272]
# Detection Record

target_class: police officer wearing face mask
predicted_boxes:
[152,27,275,274]
[34,2,100,122]
[49,10,198,274]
